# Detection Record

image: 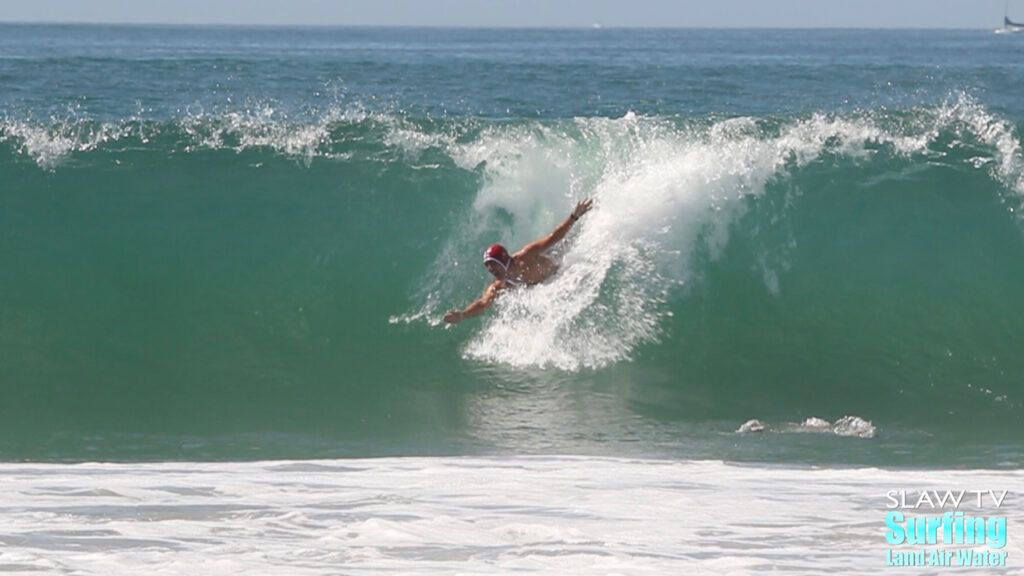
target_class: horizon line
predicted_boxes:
[0,20,1008,31]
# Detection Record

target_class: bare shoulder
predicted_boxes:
[512,246,537,263]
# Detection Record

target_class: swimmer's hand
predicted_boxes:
[571,198,594,221]
[443,309,463,324]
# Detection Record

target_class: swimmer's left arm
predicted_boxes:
[518,198,593,258]
[444,282,501,324]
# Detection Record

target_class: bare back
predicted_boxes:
[506,252,559,285]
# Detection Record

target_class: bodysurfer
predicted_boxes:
[443,198,594,324]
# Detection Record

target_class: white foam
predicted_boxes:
[802,417,834,430]
[736,419,767,433]
[737,416,877,439]
[0,457,1019,575]
[178,104,359,164]
[0,118,130,169]
[832,415,877,438]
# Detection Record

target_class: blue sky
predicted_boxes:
[0,0,1016,28]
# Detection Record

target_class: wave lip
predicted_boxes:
[0,117,133,169]
[0,104,385,168]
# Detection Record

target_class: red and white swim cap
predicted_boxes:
[482,243,512,269]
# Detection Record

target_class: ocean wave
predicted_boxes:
[4,98,1024,381]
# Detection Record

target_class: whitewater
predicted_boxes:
[0,457,1020,575]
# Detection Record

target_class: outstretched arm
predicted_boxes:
[444,282,501,324]
[517,198,593,260]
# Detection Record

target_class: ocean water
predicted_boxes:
[2,24,1023,574]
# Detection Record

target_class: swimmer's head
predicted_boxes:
[483,243,511,279]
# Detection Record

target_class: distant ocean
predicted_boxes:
[1,24,1022,574]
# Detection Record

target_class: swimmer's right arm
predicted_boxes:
[444,282,500,324]
[517,198,593,259]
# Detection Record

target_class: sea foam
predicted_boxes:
[0,457,1019,575]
